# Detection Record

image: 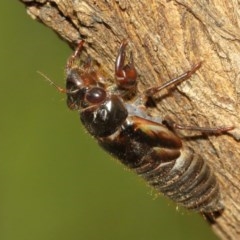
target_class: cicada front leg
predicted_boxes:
[115,40,138,90]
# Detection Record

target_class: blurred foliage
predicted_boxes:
[0,2,218,240]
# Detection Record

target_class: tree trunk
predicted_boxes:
[19,0,240,239]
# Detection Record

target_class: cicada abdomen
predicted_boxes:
[98,115,223,212]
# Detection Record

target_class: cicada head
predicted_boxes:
[66,66,108,111]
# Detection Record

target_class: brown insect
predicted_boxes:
[44,40,233,213]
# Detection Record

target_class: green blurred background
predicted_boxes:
[0,2,218,240]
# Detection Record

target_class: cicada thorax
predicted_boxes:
[80,95,128,137]
[64,40,231,214]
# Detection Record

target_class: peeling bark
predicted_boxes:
[20,0,240,239]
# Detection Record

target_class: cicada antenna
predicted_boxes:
[37,71,66,93]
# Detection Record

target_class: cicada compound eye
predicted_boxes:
[85,87,107,104]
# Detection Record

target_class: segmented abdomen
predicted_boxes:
[137,150,222,212]
[98,115,223,213]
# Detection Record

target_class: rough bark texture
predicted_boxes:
[20,0,240,239]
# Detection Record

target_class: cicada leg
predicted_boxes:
[66,40,85,70]
[115,40,138,90]
[144,62,202,96]
[163,117,234,134]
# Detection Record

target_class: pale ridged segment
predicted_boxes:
[133,148,222,212]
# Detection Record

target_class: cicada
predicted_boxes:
[46,40,233,213]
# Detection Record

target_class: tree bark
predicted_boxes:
[20,0,240,239]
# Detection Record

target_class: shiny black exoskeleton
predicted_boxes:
[64,40,233,213]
